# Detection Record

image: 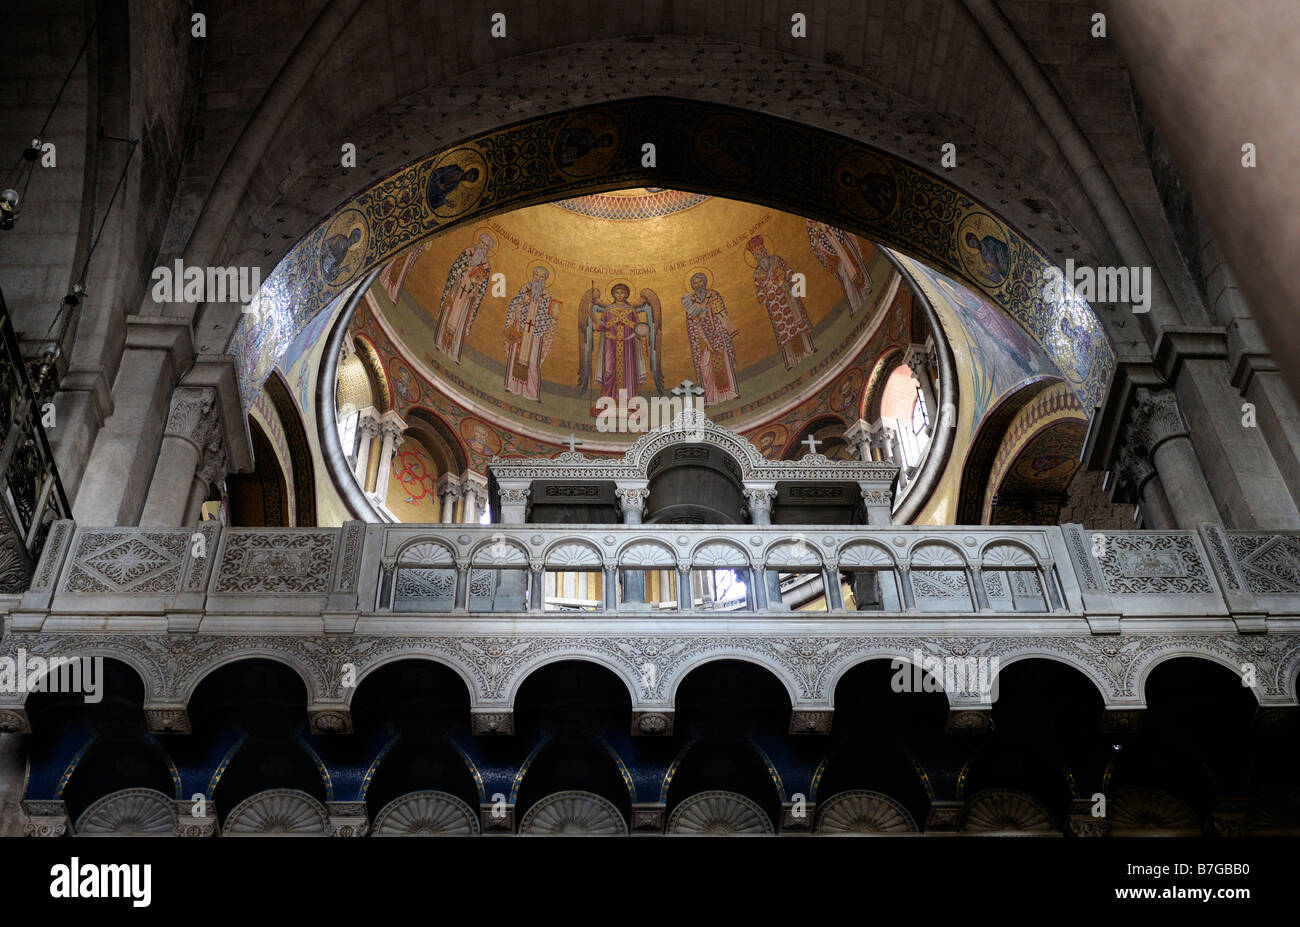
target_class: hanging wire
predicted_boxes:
[45,137,139,340]
[2,18,99,210]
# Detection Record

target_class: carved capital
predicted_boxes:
[615,487,650,514]
[471,710,515,735]
[743,487,776,512]
[1114,440,1156,493]
[631,710,674,736]
[1128,388,1187,453]
[326,801,371,837]
[308,706,352,734]
[145,707,191,734]
[789,709,833,734]
[174,799,219,837]
[631,803,666,833]
[165,387,217,446]
[0,707,31,734]
[945,708,993,735]
[499,488,531,506]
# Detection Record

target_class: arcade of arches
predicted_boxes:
[2,0,1300,837]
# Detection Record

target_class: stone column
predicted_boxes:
[1127,388,1220,528]
[370,411,407,505]
[843,419,875,463]
[616,487,650,608]
[352,407,381,488]
[437,474,462,524]
[905,343,937,435]
[1115,442,1176,529]
[498,485,531,524]
[615,486,649,525]
[461,472,488,524]
[139,387,222,527]
[859,486,894,526]
[744,486,776,526]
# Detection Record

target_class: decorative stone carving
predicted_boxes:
[224,789,329,835]
[631,710,673,736]
[62,530,189,595]
[145,707,191,734]
[789,709,833,734]
[1128,388,1188,452]
[1109,788,1201,836]
[668,791,774,835]
[164,387,217,447]
[174,798,219,837]
[814,790,918,834]
[518,791,628,836]
[75,789,177,836]
[924,801,963,832]
[1230,533,1300,595]
[631,803,667,833]
[960,789,1056,833]
[471,711,515,735]
[480,802,515,834]
[372,791,479,836]
[1114,441,1156,493]
[743,488,776,513]
[1092,533,1213,595]
[615,487,649,514]
[945,709,993,735]
[0,708,30,733]
[309,708,351,734]
[499,488,531,505]
[214,530,337,594]
[325,801,371,837]
[22,800,71,837]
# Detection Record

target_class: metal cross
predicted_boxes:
[566,432,583,453]
[672,379,704,409]
[802,434,822,455]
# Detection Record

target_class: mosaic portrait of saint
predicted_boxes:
[746,236,815,370]
[433,232,494,363]
[681,271,740,405]
[504,265,560,402]
[577,283,664,404]
[807,219,873,316]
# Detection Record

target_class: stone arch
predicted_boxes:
[227,416,289,527]
[861,348,908,424]
[762,537,825,569]
[503,653,640,710]
[987,651,1117,708]
[8,647,162,708]
[1134,650,1262,708]
[616,538,677,568]
[345,653,477,711]
[979,538,1046,568]
[225,90,1114,410]
[403,407,467,476]
[467,536,529,566]
[393,538,457,566]
[350,335,391,413]
[906,539,970,569]
[956,378,1061,525]
[179,651,320,706]
[264,370,318,526]
[665,653,802,711]
[541,539,603,568]
[688,539,752,569]
[837,539,900,570]
[823,651,953,708]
